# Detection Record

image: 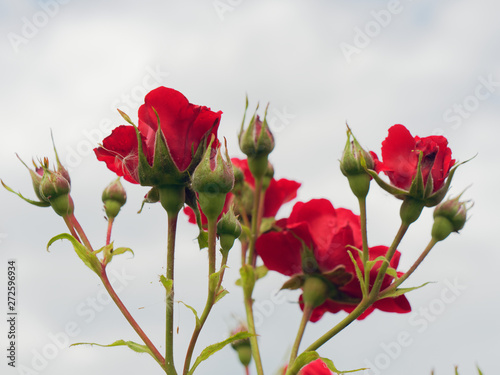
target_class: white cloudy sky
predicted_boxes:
[1,1,499,374]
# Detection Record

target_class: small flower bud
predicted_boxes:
[102,178,127,219]
[431,196,468,241]
[230,325,252,367]
[217,207,242,254]
[340,129,374,199]
[192,136,234,221]
[232,164,245,195]
[239,101,275,179]
[301,276,329,308]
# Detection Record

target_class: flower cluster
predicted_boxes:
[3,86,470,375]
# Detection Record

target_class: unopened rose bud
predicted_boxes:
[239,101,275,179]
[230,325,252,367]
[192,136,234,221]
[39,167,73,217]
[431,196,469,241]
[217,207,242,254]
[102,178,127,219]
[340,129,374,199]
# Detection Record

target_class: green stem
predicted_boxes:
[368,222,409,301]
[100,268,165,368]
[289,304,313,366]
[165,212,178,375]
[247,177,263,266]
[244,295,264,375]
[379,238,438,298]
[303,222,411,354]
[304,298,371,353]
[358,197,370,296]
[183,218,218,375]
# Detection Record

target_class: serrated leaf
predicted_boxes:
[179,301,201,328]
[160,275,173,295]
[214,288,229,304]
[381,282,433,298]
[320,357,367,373]
[71,339,154,359]
[187,331,254,375]
[47,233,101,275]
[347,250,365,295]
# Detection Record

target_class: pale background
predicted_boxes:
[0,1,499,374]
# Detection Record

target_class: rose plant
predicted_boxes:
[2,86,472,375]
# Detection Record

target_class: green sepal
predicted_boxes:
[1,180,51,207]
[47,233,101,275]
[71,340,156,362]
[214,288,229,304]
[117,109,136,126]
[197,230,209,250]
[280,275,305,290]
[187,331,254,375]
[320,356,367,374]
[101,242,134,266]
[160,275,173,296]
[365,168,409,197]
[179,301,201,329]
[380,281,433,298]
[259,217,275,234]
[322,265,353,286]
[408,152,425,198]
[347,250,366,296]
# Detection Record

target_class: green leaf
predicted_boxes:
[197,230,209,250]
[255,265,268,280]
[71,339,154,359]
[259,217,275,233]
[179,301,201,328]
[384,267,398,279]
[113,247,134,257]
[347,250,365,296]
[477,365,484,375]
[381,282,433,298]
[47,233,101,275]
[320,357,367,373]
[209,266,227,294]
[160,275,173,295]
[187,331,254,375]
[286,351,320,375]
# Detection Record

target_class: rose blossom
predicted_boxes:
[94,86,222,186]
[282,359,333,375]
[376,124,455,193]
[256,199,410,321]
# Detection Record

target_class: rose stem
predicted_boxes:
[106,217,114,246]
[379,237,438,298]
[100,267,165,368]
[288,304,313,366]
[165,212,178,375]
[358,196,370,296]
[62,215,81,242]
[69,213,94,251]
[243,175,264,375]
[183,217,219,375]
[303,222,411,354]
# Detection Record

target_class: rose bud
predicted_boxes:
[230,325,252,368]
[39,167,73,217]
[217,206,242,254]
[431,196,469,241]
[232,163,245,196]
[102,178,127,219]
[340,128,375,199]
[239,100,275,179]
[191,136,234,221]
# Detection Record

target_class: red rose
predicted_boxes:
[183,157,301,226]
[377,124,455,193]
[94,87,222,186]
[282,359,333,375]
[256,199,410,321]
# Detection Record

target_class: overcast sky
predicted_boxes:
[1,1,499,375]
